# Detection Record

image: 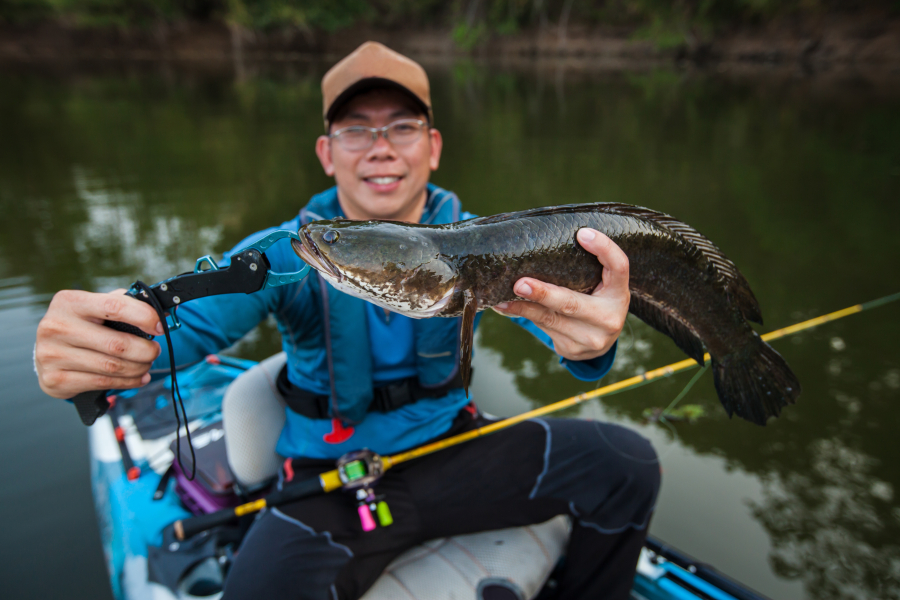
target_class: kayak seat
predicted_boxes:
[221,352,571,600]
[222,353,288,490]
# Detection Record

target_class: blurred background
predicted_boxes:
[1,2,899,599]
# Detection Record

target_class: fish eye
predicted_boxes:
[323,230,339,244]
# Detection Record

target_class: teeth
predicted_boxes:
[368,177,400,185]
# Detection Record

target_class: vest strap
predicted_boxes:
[276,365,467,420]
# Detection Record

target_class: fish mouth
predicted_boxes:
[292,230,342,281]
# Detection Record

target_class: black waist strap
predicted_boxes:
[276,365,467,420]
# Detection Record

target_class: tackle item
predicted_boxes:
[169,422,244,515]
[376,499,394,526]
[294,203,800,426]
[170,291,899,541]
[70,230,310,480]
[71,229,311,427]
[173,449,391,540]
[173,452,349,541]
[337,448,385,489]
[358,498,377,532]
[353,486,394,532]
[337,450,394,532]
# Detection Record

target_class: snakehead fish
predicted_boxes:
[292,204,800,425]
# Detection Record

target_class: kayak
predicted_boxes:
[88,354,771,600]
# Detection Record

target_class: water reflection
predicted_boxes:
[1,63,898,599]
[750,437,900,599]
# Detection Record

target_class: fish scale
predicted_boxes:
[294,203,800,425]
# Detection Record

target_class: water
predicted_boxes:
[1,61,899,600]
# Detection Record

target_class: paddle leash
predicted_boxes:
[172,291,900,540]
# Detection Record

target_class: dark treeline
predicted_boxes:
[1,0,897,44]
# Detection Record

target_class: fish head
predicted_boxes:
[293,219,458,317]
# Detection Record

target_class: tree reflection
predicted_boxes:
[751,437,900,599]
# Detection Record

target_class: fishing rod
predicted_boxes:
[172,291,900,541]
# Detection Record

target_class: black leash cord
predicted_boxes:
[133,281,196,481]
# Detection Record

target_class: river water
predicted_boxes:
[1,60,899,600]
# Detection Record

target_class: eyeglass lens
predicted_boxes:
[335,120,425,151]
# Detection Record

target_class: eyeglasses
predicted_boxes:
[330,119,428,151]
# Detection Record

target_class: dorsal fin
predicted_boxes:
[467,203,762,324]
[466,203,601,225]
[595,204,762,324]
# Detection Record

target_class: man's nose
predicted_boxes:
[366,131,397,159]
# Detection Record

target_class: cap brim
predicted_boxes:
[325,77,431,128]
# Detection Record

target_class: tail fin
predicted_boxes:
[712,336,801,425]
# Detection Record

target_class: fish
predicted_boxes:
[291,203,800,425]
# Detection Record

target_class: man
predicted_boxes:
[35,42,659,599]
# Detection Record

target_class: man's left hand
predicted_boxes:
[493,228,630,362]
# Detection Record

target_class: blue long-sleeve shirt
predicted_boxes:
[152,212,616,459]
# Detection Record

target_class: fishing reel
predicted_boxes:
[336,449,384,490]
[336,449,393,532]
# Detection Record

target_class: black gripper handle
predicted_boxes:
[71,319,153,426]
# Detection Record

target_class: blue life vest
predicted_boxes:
[298,184,472,424]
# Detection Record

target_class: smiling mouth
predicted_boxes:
[291,231,342,280]
[364,176,403,185]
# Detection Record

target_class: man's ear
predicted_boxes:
[428,127,443,172]
[315,135,335,176]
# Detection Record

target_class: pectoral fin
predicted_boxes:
[459,289,477,397]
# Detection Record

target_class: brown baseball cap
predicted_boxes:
[321,41,433,129]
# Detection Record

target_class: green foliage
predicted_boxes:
[226,0,372,31]
[632,15,690,50]
[0,0,892,32]
[0,0,190,26]
[452,21,488,50]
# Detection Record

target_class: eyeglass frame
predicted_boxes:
[328,118,430,151]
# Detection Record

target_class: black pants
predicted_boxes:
[224,411,661,600]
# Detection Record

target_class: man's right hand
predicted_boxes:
[35,290,163,399]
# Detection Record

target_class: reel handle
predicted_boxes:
[174,508,241,541]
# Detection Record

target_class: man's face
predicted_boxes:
[315,89,443,223]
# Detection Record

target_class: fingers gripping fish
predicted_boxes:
[292,203,801,426]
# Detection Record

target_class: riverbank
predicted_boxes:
[2,7,899,71]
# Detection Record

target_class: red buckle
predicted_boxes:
[205,354,222,365]
[323,418,355,444]
[126,466,141,481]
